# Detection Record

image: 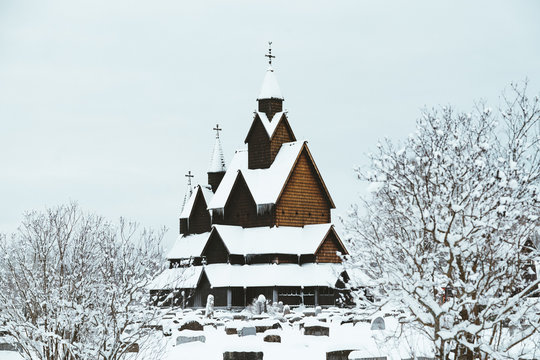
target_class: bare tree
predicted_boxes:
[0,203,166,360]
[345,82,540,359]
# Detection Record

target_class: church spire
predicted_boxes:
[257,42,284,120]
[208,124,227,193]
[180,171,194,213]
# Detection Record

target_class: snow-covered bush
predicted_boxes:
[345,82,540,359]
[0,203,165,360]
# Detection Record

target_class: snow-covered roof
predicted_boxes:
[149,266,203,290]
[207,141,305,209]
[254,111,285,139]
[180,185,213,219]
[208,134,226,173]
[203,263,344,287]
[214,223,333,255]
[167,232,211,259]
[257,66,283,100]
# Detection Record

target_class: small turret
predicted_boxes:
[208,124,226,193]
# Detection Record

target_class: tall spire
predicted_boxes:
[208,124,227,193]
[208,124,226,173]
[180,171,194,212]
[258,42,283,101]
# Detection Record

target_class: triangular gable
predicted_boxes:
[208,142,305,209]
[223,171,257,212]
[244,112,294,143]
[276,143,336,209]
[180,185,207,219]
[200,228,231,262]
[314,226,348,256]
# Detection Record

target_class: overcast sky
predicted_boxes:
[1,0,540,251]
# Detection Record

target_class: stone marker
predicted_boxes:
[223,351,263,360]
[371,317,385,331]
[283,304,291,315]
[326,350,354,360]
[238,326,256,337]
[315,306,322,316]
[176,333,206,345]
[304,324,330,336]
[263,334,281,343]
[179,319,204,331]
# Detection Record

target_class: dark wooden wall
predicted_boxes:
[257,98,283,120]
[208,172,225,193]
[270,118,295,162]
[315,231,343,263]
[247,119,271,169]
[276,148,332,227]
[188,190,212,234]
[202,232,229,264]
[215,174,274,228]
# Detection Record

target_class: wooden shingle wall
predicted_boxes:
[215,174,274,228]
[275,148,332,227]
[247,119,271,169]
[270,119,295,162]
[188,190,212,234]
[315,231,343,263]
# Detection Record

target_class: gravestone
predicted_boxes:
[176,333,206,345]
[304,324,330,336]
[223,352,263,360]
[326,350,354,360]
[238,326,256,337]
[371,317,385,330]
[263,334,281,343]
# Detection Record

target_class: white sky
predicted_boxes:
[1,0,539,251]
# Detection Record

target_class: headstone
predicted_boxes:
[325,350,354,360]
[315,306,322,316]
[371,317,385,331]
[176,333,206,345]
[255,294,267,315]
[283,304,291,315]
[238,326,257,337]
[179,319,204,331]
[304,324,330,336]
[263,334,281,343]
[223,351,263,360]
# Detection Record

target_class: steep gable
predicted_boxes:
[270,115,296,160]
[201,230,229,264]
[275,146,335,227]
[315,228,348,263]
[246,116,271,169]
[179,186,212,235]
[214,172,273,228]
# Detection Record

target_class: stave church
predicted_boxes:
[150,47,354,308]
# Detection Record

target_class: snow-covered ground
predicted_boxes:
[131,306,436,360]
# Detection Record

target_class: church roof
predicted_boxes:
[204,263,343,287]
[207,141,304,209]
[207,140,334,210]
[167,231,211,259]
[179,185,213,219]
[257,66,283,100]
[149,266,203,290]
[208,133,226,173]
[213,223,335,255]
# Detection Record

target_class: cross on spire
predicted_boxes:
[265,41,275,65]
[213,124,222,139]
[185,171,194,187]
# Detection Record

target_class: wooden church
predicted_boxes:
[150,47,351,308]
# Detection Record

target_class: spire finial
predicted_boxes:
[185,171,194,188]
[265,41,275,66]
[213,124,222,139]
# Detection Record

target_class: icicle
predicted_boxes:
[257,203,274,216]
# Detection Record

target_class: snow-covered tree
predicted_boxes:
[0,203,166,360]
[345,82,540,359]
